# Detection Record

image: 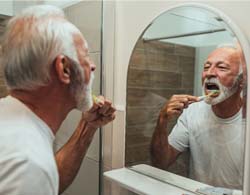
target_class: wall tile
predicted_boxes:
[127,88,167,108]
[126,40,195,176]
[126,87,194,107]
[0,85,8,98]
[127,69,182,89]
[127,107,160,127]
[126,123,156,136]
[0,17,8,98]
[64,1,101,52]
[182,72,195,88]
[131,50,180,73]
[179,56,195,73]
[175,44,195,57]
[130,49,145,67]
[65,157,99,195]
[112,110,126,168]
[136,39,175,54]
[55,110,100,162]
[126,144,150,165]
[155,53,179,72]
[103,123,113,168]
[126,133,152,148]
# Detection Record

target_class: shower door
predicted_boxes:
[54,1,103,195]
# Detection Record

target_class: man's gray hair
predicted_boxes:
[0,5,81,90]
[217,43,237,50]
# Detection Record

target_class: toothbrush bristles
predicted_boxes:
[198,90,219,101]
[92,94,98,103]
[207,90,219,97]
[92,94,101,104]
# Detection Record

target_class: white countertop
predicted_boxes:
[104,164,243,195]
[104,165,200,195]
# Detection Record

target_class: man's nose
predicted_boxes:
[206,67,217,78]
[90,62,96,72]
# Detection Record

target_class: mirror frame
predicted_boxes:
[125,2,250,194]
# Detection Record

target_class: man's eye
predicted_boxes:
[218,65,228,70]
[204,64,210,70]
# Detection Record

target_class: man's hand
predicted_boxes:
[82,96,116,129]
[160,94,198,121]
[56,97,115,194]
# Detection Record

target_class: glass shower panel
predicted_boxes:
[0,15,9,98]
[54,1,103,195]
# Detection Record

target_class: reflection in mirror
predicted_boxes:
[125,5,247,194]
[0,15,9,98]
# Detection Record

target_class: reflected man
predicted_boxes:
[151,46,244,189]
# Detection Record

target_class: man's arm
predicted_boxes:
[150,94,198,170]
[150,113,180,170]
[56,97,115,194]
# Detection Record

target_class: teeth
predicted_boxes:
[205,83,219,90]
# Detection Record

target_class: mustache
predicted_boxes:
[203,73,242,89]
[203,78,221,87]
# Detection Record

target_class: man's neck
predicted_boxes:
[10,88,74,134]
[212,92,242,119]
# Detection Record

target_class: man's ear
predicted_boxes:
[237,72,244,90]
[54,55,71,84]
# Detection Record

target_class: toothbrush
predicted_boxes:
[92,94,101,104]
[198,90,220,101]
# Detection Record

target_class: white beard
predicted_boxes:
[203,76,239,105]
[70,66,94,112]
[75,73,94,112]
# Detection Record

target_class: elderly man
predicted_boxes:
[0,5,115,195]
[151,46,244,189]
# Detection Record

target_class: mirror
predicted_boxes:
[125,5,247,194]
[0,14,9,98]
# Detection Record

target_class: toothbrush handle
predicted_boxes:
[198,95,206,101]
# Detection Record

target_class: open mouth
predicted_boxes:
[205,83,220,97]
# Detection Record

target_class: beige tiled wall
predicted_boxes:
[126,39,195,177]
[0,16,9,98]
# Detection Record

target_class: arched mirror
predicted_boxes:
[125,4,247,194]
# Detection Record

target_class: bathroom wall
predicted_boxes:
[102,1,250,195]
[0,16,9,98]
[126,39,195,176]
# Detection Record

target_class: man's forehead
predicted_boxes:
[207,47,240,62]
[72,33,90,67]
[73,33,89,53]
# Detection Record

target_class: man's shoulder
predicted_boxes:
[0,148,49,171]
[0,153,57,195]
[0,96,31,125]
[0,123,56,173]
[0,152,49,180]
